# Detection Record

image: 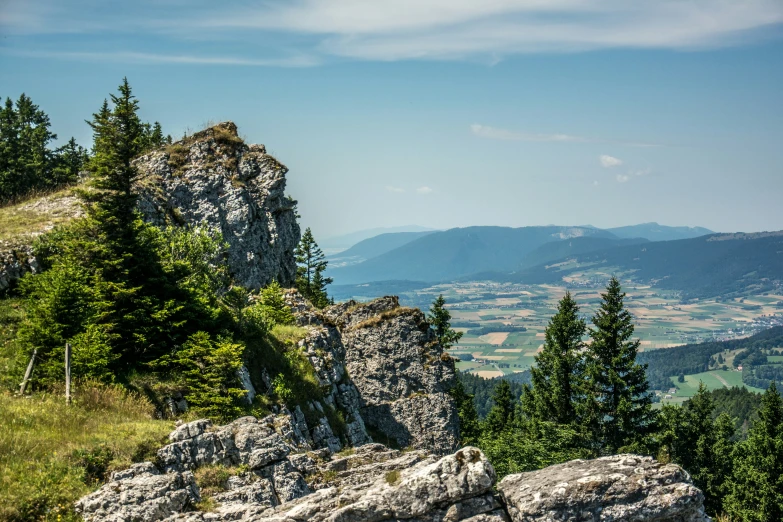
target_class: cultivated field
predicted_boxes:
[344,275,783,382]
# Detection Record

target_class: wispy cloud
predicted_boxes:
[385,185,405,193]
[471,124,660,147]
[0,49,319,67]
[471,124,589,143]
[416,186,434,195]
[600,154,623,167]
[616,174,630,183]
[2,0,781,64]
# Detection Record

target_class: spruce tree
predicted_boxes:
[725,382,783,522]
[485,380,516,435]
[427,294,463,349]
[450,377,481,445]
[583,277,655,453]
[294,227,332,307]
[523,291,586,425]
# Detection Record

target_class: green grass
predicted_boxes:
[767,356,783,363]
[0,297,27,391]
[0,383,173,522]
[668,370,766,398]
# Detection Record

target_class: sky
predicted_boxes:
[1,0,782,239]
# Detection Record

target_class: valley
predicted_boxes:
[334,275,783,393]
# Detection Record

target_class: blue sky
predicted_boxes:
[1,0,782,238]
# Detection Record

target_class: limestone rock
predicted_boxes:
[337,298,460,454]
[75,466,199,522]
[134,122,300,289]
[497,454,710,522]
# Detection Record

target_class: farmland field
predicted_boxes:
[336,274,783,382]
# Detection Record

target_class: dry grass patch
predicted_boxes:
[0,188,82,243]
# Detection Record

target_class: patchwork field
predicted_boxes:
[338,277,783,381]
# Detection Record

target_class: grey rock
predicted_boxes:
[497,454,710,522]
[134,122,300,289]
[337,298,459,454]
[109,461,160,482]
[75,469,199,522]
[236,365,256,405]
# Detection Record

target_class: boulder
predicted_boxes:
[497,454,710,522]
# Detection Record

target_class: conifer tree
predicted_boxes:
[583,277,655,453]
[485,380,516,435]
[427,294,463,349]
[523,291,586,425]
[294,227,332,308]
[450,378,481,444]
[725,382,783,522]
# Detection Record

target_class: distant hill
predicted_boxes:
[607,222,713,241]
[327,231,435,267]
[506,231,783,299]
[320,225,436,253]
[518,236,649,269]
[327,226,616,285]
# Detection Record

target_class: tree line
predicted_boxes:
[439,279,783,521]
[0,92,172,204]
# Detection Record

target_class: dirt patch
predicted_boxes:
[495,348,523,353]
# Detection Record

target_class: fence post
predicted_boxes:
[65,343,72,406]
[19,348,38,395]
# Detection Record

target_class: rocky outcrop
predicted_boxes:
[283,293,460,455]
[134,122,300,288]
[76,419,708,522]
[1,123,300,292]
[497,454,710,522]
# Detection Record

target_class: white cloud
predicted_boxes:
[593,180,599,186]
[3,0,781,64]
[470,124,588,143]
[416,186,434,195]
[0,48,319,67]
[471,124,660,147]
[599,154,623,168]
[616,174,630,183]
[385,185,405,193]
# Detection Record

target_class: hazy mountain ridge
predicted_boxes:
[326,231,435,267]
[327,225,616,285]
[607,222,714,241]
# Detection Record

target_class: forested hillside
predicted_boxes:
[508,232,783,298]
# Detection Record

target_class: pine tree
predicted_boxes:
[427,294,463,349]
[485,380,516,435]
[725,382,783,522]
[583,277,655,453]
[450,377,481,445]
[294,228,332,308]
[523,291,586,425]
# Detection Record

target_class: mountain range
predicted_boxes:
[326,223,783,299]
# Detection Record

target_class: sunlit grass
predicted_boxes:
[0,382,173,521]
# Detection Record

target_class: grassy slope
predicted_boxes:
[0,188,81,245]
[0,385,172,522]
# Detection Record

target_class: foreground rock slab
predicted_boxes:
[497,454,710,522]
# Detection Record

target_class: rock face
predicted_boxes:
[497,454,710,522]
[75,419,708,522]
[0,123,300,292]
[134,122,300,288]
[284,293,460,455]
